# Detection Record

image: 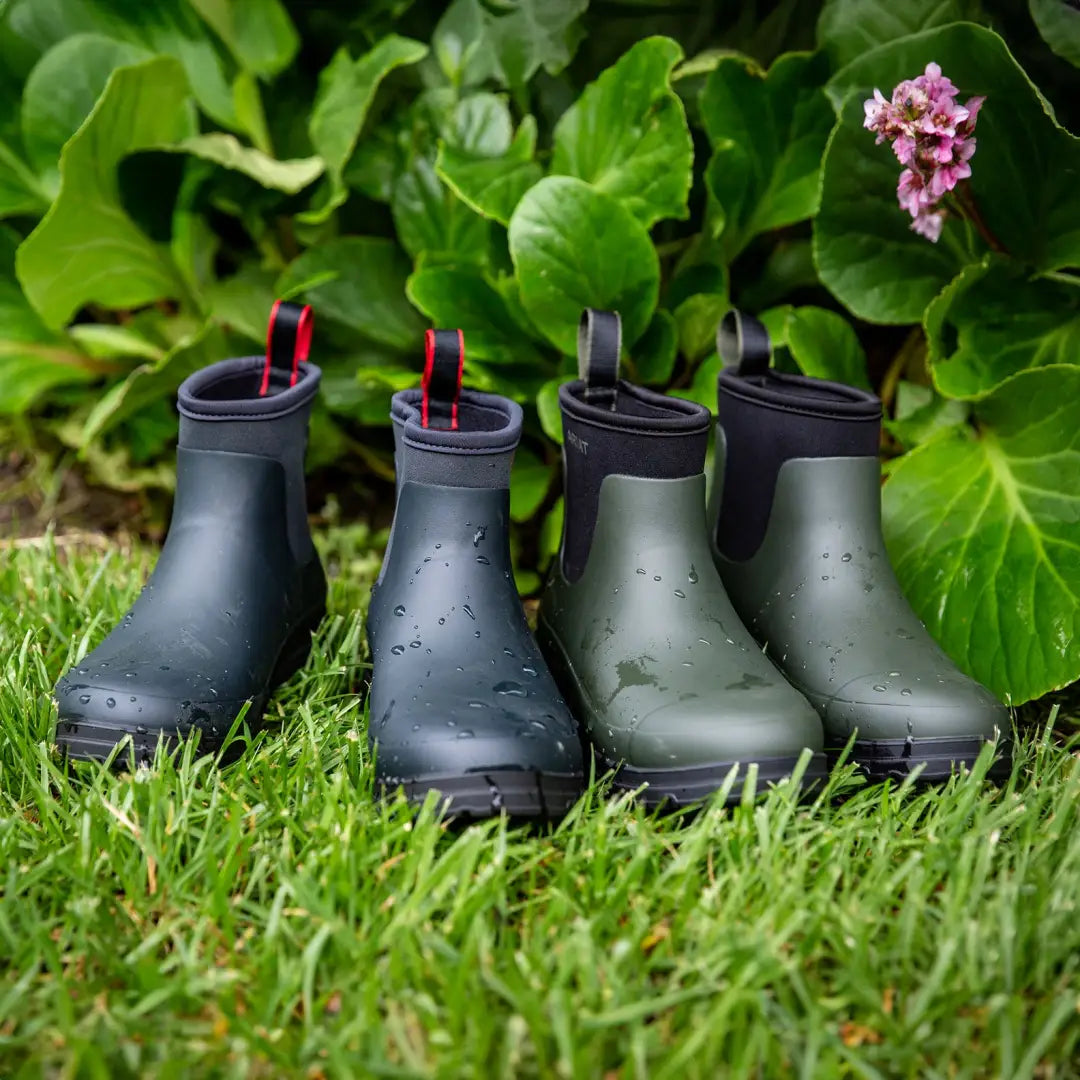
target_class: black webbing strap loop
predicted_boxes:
[261,300,313,395]
[577,308,621,409]
[422,328,464,429]
[717,308,772,377]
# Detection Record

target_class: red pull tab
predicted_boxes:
[260,300,314,396]
[421,328,465,430]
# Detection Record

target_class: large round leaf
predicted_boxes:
[926,258,1080,399]
[884,365,1080,703]
[551,36,692,228]
[508,176,659,355]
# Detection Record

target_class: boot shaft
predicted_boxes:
[713,311,881,562]
[559,309,710,582]
[177,352,320,563]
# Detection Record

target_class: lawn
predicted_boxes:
[1,530,1078,1078]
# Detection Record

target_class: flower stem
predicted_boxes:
[953,182,1006,254]
[1040,269,1080,288]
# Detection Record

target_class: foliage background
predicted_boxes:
[0,0,1078,705]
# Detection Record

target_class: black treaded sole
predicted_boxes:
[833,735,1013,784]
[602,752,829,810]
[55,608,323,767]
[379,770,584,820]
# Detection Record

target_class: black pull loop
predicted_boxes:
[717,308,771,377]
[261,299,313,396]
[577,308,621,409]
[422,328,464,430]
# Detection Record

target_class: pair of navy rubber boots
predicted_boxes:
[53,302,1011,816]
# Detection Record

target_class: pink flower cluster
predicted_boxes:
[864,63,983,243]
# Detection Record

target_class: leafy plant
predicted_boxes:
[0,0,1077,703]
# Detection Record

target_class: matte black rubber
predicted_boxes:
[382,770,583,819]
[830,735,1013,784]
[54,448,326,765]
[601,753,829,810]
[367,481,585,818]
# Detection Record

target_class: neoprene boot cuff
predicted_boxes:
[716,369,881,562]
[391,387,522,488]
[560,379,710,583]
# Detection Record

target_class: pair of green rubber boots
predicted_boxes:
[367,308,1010,815]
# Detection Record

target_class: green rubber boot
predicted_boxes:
[537,309,826,808]
[708,310,1011,783]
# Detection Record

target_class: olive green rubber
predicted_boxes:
[538,473,825,804]
[708,442,1010,775]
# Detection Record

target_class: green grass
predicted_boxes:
[1,530,1079,1079]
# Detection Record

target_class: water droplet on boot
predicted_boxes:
[522,665,538,677]
[889,671,901,678]
[105,698,116,708]
[79,694,91,704]
[636,568,646,575]
[393,605,406,616]
[872,685,887,693]
[391,644,405,656]
[494,681,527,697]
[823,552,830,559]
[434,543,442,550]
[136,725,148,735]
[503,647,514,657]
[476,555,490,565]
[473,527,486,547]
[159,665,170,671]
[125,671,135,678]
[653,575,661,581]
[468,701,488,709]
[409,640,422,649]
[901,688,912,697]
[841,553,852,562]
[673,590,686,599]
[457,730,475,739]
[130,696,137,703]
[688,566,699,584]
[463,605,476,620]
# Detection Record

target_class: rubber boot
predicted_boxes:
[537,309,825,809]
[708,309,1011,782]
[54,302,327,764]
[367,328,585,818]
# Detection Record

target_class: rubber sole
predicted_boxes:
[55,608,323,767]
[833,734,1013,784]
[601,752,829,810]
[378,769,584,820]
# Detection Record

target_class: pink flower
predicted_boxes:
[863,63,984,243]
[911,209,946,243]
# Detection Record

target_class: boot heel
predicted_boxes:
[270,607,325,687]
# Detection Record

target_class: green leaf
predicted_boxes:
[186,0,299,78]
[765,305,873,389]
[204,262,278,344]
[173,133,323,193]
[551,36,693,228]
[392,157,491,267]
[510,446,553,522]
[433,0,587,90]
[0,137,47,219]
[437,115,543,226]
[277,237,424,352]
[816,0,983,68]
[303,36,428,224]
[509,176,659,356]
[536,379,564,445]
[883,364,1080,703]
[700,51,833,260]
[818,23,1080,323]
[632,309,678,385]
[20,34,151,194]
[0,228,99,413]
[886,380,969,449]
[82,319,228,444]
[1030,0,1080,68]
[926,259,1080,400]
[406,266,545,368]
[674,293,729,363]
[16,56,195,329]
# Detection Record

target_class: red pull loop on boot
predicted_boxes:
[261,300,314,396]
[421,328,465,430]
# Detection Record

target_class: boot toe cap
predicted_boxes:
[622,685,823,770]
[820,669,1009,743]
